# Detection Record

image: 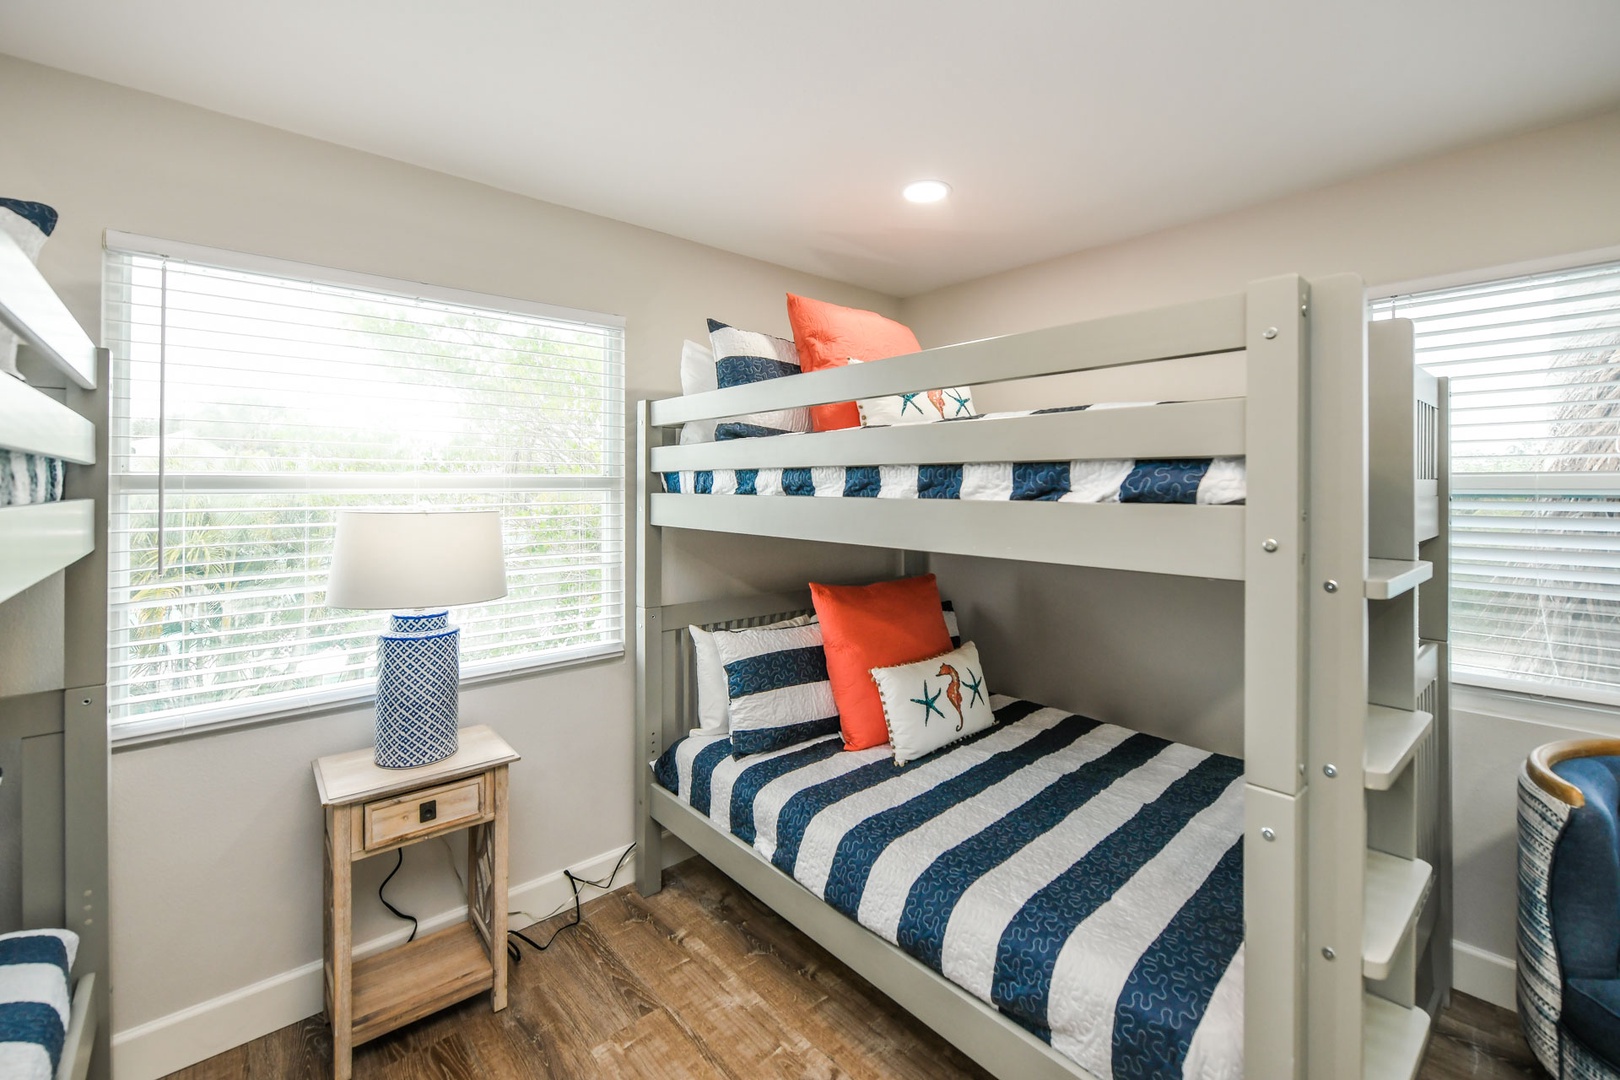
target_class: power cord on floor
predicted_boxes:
[505,843,636,963]
[378,848,418,943]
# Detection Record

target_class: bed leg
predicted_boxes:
[636,810,663,895]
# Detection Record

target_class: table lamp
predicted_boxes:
[325,509,507,768]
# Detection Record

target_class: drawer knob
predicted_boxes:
[419,799,437,824]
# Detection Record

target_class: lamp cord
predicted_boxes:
[505,843,636,962]
[374,840,637,957]
[378,849,418,943]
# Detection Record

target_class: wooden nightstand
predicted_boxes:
[313,725,520,1080]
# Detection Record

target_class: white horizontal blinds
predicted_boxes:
[1372,258,1620,704]
[103,245,625,732]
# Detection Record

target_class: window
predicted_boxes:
[1372,257,1620,705]
[103,234,625,738]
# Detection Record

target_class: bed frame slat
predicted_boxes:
[650,292,1246,427]
[651,397,1245,472]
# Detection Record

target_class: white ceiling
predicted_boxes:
[4,1,1619,296]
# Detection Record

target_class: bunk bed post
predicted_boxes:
[64,347,111,1080]
[635,399,666,895]
[1304,275,1371,1080]
[1241,274,1312,1080]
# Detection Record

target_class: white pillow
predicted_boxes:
[871,640,993,766]
[678,339,718,445]
[850,358,974,427]
[689,613,814,736]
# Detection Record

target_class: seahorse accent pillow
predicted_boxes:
[848,359,975,427]
[871,641,993,766]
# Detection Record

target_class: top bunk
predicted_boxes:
[641,273,1434,583]
[0,226,99,604]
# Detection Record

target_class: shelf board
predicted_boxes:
[351,921,493,1045]
[0,229,97,389]
[1363,992,1431,1080]
[1364,707,1434,791]
[0,500,95,605]
[1365,559,1433,600]
[1364,851,1433,981]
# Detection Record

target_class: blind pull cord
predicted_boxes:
[157,259,169,575]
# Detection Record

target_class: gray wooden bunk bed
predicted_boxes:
[0,226,109,1080]
[634,274,1453,1080]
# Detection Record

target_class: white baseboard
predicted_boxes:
[112,841,668,1080]
[1453,940,1517,1012]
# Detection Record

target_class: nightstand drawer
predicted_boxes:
[362,777,485,850]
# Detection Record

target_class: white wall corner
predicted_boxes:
[110,841,687,1080]
[1452,939,1517,1012]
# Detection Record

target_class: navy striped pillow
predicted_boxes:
[707,320,811,440]
[712,622,839,756]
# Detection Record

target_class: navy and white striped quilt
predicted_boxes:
[2,452,65,506]
[661,407,1245,505]
[0,929,78,1080]
[653,697,1245,1080]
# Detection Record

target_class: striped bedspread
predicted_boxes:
[2,451,65,506]
[662,405,1246,506]
[653,697,1245,1080]
[0,929,78,1080]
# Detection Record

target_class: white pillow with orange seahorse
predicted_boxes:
[870,641,995,766]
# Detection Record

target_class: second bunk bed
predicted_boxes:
[0,222,107,1080]
[634,274,1451,1080]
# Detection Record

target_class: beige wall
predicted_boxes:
[901,105,1620,1010]
[0,54,897,1076]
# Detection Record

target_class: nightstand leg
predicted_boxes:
[329,807,354,1080]
[490,765,510,1012]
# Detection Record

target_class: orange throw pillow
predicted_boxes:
[811,575,953,751]
[787,293,923,432]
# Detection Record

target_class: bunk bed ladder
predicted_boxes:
[1357,321,1449,1080]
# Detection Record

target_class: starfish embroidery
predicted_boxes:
[962,668,985,708]
[946,388,973,416]
[899,391,924,416]
[911,681,945,723]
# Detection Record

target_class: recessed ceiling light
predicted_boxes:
[902,179,951,204]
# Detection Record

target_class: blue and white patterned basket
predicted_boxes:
[374,610,460,768]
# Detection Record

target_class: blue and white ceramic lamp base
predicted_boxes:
[374,611,461,768]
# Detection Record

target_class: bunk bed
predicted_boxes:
[0,226,108,1080]
[634,274,1453,1080]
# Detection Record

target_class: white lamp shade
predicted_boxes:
[325,510,508,611]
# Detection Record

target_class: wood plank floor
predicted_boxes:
[165,857,1547,1080]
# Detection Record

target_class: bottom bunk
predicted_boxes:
[0,928,96,1080]
[650,695,1245,1080]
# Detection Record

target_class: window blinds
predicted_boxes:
[103,239,625,736]
[1372,258,1620,704]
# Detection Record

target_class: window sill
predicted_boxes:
[109,643,625,751]
[1453,680,1620,738]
